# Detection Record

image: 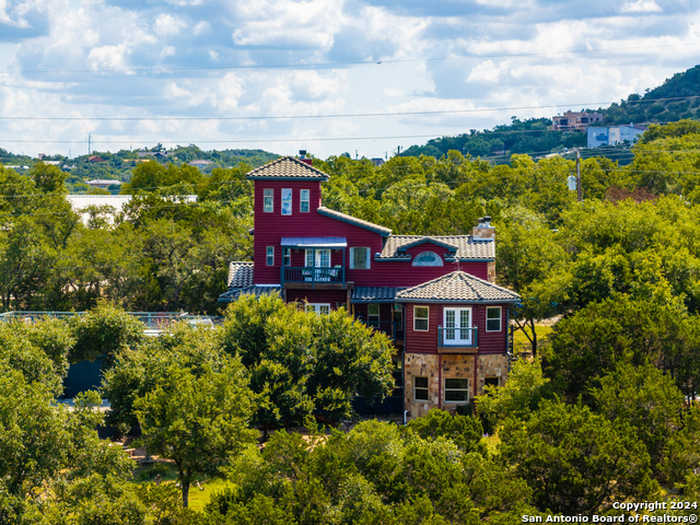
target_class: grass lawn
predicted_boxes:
[133,462,235,514]
[512,324,553,354]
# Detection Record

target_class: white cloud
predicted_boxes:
[154,13,186,37]
[621,0,663,13]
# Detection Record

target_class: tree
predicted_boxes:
[591,363,685,480]
[404,409,484,453]
[499,399,657,514]
[134,355,258,507]
[475,357,550,434]
[69,302,145,365]
[495,207,568,355]
[220,295,395,429]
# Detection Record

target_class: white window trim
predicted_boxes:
[485,306,502,333]
[413,305,429,332]
[414,376,429,401]
[263,188,274,213]
[281,188,292,216]
[305,303,331,315]
[443,307,472,344]
[283,247,291,267]
[443,378,470,404]
[265,246,274,266]
[299,189,310,213]
[349,246,371,270]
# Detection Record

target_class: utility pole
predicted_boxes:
[576,148,582,201]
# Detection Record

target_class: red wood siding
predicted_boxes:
[285,289,348,308]
[404,302,508,355]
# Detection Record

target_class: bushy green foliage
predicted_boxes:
[220,295,395,429]
[500,399,658,514]
[404,409,484,453]
[206,421,534,524]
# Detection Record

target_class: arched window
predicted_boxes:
[412,251,443,267]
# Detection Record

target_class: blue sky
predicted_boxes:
[0,0,698,159]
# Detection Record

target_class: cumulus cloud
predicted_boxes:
[0,0,696,158]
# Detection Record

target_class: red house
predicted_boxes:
[219,155,520,418]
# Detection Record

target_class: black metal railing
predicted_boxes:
[282,266,345,284]
[437,326,478,347]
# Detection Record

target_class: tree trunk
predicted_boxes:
[180,473,190,508]
[529,317,538,358]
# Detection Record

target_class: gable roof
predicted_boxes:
[395,271,519,303]
[227,261,254,287]
[317,206,392,236]
[395,236,458,253]
[246,156,330,181]
[379,235,494,261]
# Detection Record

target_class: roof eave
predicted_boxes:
[316,208,392,236]
[246,176,328,181]
[394,297,520,304]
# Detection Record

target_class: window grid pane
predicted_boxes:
[263,189,273,212]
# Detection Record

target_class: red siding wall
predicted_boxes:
[404,302,508,355]
[253,181,490,286]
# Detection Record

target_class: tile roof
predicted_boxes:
[217,285,281,303]
[227,261,254,287]
[246,156,330,180]
[379,235,494,261]
[395,271,519,303]
[317,207,392,236]
[352,286,403,303]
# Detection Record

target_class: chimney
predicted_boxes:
[298,149,312,166]
[472,216,495,240]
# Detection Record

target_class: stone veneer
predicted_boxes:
[403,352,510,419]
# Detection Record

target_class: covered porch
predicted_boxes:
[280,237,347,285]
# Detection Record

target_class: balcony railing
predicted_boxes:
[437,326,478,348]
[282,266,345,284]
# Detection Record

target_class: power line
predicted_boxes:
[0,95,697,121]
[13,43,698,75]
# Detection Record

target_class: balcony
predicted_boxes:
[282,265,346,285]
[437,326,478,351]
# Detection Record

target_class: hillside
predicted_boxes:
[1,145,278,193]
[401,64,700,160]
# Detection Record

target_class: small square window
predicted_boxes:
[263,189,273,213]
[266,246,274,266]
[486,306,501,332]
[414,376,429,401]
[414,306,429,331]
[300,189,310,213]
[444,378,469,403]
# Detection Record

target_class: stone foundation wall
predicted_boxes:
[404,352,510,419]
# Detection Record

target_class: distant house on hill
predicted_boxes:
[188,159,214,169]
[587,125,647,148]
[552,111,603,131]
[86,179,122,190]
[87,155,104,163]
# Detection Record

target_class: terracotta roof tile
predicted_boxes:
[379,235,494,260]
[227,261,254,287]
[246,156,329,180]
[395,271,519,303]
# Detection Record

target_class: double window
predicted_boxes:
[349,247,370,269]
[444,378,469,403]
[305,303,330,315]
[299,189,310,213]
[263,188,274,213]
[413,306,429,331]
